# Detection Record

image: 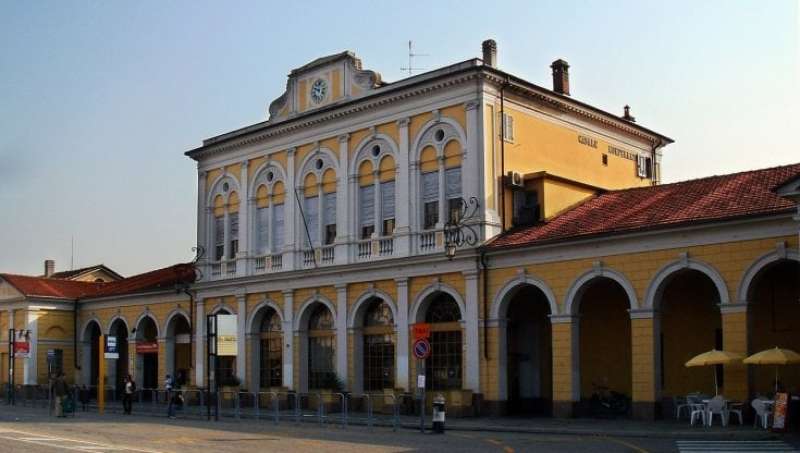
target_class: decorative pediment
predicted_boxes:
[267,51,382,122]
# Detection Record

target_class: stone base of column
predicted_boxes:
[552,400,575,418]
[632,401,658,421]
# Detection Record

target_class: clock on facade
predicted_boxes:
[310,78,327,104]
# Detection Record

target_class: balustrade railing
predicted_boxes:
[419,230,437,251]
[320,245,335,264]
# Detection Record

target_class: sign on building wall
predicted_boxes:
[136,341,158,354]
[216,314,238,356]
[13,331,30,358]
[105,336,119,359]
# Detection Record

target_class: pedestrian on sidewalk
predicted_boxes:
[123,375,135,415]
[53,372,68,418]
[79,385,90,411]
[164,374,175,418]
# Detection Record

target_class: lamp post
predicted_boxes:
[7,329,31,406]
[443,197,480,260]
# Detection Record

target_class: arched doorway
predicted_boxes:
[134,316,159,390]
[747,259,800,395]
[250,306,282,390]
[504,285,552,415]
[657,269,722,398]
[82,321,102,389]
[165,313,191,387]
[305,303,336,390]
[423,292,463,391]
[213,308,236,385]
[360,298,395,392]
[576,277,632,410]
[108,319,129,395]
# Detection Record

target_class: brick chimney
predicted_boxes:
[44,259,55,278]
[550,59,570,96]
[482,39,497,68]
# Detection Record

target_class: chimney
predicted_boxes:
[44,259,55,278]
[550,59,570,96]
[622,105,636,122]
[482,39,497,68]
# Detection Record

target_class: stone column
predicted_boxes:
[24,309,38,385]
[236,295,247,386]
[197,170,208,265]
[395,118,411,256]
[238,161,249,277]
[721,303,749,401]
[195,298,205,387]
[463,270,481,392]
[463,101,480,210]
[335,284,348,385]
[629,309,659,420]
[282,290,294,389]
[550,315,579,418]
[284,148,297,270]
[336,134,350,264]
[395,278,410,391]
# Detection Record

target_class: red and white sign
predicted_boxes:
[136,341,159,354]
[13,331,30,358]
[413,338,431,360]
[412,323,431,341]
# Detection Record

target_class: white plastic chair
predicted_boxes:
[675,396,690,420]
[706,396,728,427]
[689,403,706,426]
[751,399,771,429]
[727,401,743,425]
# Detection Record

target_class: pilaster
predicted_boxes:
[395,118,411,256]
[721,305,749,401]
[395,277,410,391]
[549,315,579,418]
[629,309,658,420]
[335,284,348,384]
[284,148,297,270]
[237,161,249,278]
[463,270,480,392]
[282,290,294,388]
[236,294,247,385]
[195,298,205,386]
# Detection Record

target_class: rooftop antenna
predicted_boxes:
[71,236,75,270]
[400,40,428,76]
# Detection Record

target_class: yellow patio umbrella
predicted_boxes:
[743,347,800,393]
[685,349,744,395]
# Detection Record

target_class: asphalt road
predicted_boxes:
[0,406,795,453]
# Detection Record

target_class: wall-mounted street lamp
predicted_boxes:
[443,197,480,260]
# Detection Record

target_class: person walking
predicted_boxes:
[53,372,68,418]
[164,374,175,418]
[123,375,135,415]
[79,385,90,411]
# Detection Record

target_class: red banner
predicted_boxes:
[136,341,159,354]
[13,341,30,358]
[412,323,431,341]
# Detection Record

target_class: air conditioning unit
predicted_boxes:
[506,171,524,188]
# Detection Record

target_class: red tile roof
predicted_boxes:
[1,263,195,300]
[489,163,800,250]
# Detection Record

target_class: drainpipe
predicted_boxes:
[479,249,489,359]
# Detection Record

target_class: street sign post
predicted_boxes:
[413,337,432,433]
[413,338,431,360]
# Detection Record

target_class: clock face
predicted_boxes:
[310,79,327,104]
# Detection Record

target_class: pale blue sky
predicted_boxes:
[1,0,797,276]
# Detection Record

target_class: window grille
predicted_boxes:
[214,217,224,261]
[272,204,284,251]
[229,212,239,259]
[380,181,395,235]
[360,185,375,237]
[259,309,282,388]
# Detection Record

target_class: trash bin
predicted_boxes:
[432,393,445,433]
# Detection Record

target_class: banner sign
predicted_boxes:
[136,341,159,354]
[105,336,119,359]
[216,314,238,356]
[412,323,431,341]
[772,392,789,432]
[13,331,30,358]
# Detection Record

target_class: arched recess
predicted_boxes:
[80,318,102,388]
[247,300,284,390]
[297,148,339,249]
[107,316,130,395]
[491,276,557,414]
[349,290,397,393]
[416,289,464,391]
[249,161,288,258]
[645,259,727,399]
[295,296,337,392]
[133,313,159,390]
[565,266,637,404]
[740,247,800,395]
[350,135,399,240]
[164,309,192,387]
[409,283,466,324]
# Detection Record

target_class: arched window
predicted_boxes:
[299,154,337,250]
[416,124,463,230]
[424,293,462,390]
[307,304,336,389]
[252,165,286,260]
[259,308,282,389]
[356,141,396,239]
[362,298,395,391]
[209,176,240,262]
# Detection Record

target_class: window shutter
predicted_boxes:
[304,196,319,246]
[445,167,462,199]
[256,207,269,254]
[323,193,336,227]
[360,185,375,226]
[381,181,395,220]
[229,213,239,240]
[272,204,284,251]
[214,218,224,246]
[422,171,439,202]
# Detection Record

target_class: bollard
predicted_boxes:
[432,393,445,434]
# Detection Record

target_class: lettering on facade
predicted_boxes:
[577,135,597,148]
[607,144,638,162]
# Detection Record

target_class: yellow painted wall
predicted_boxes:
[541,179,597,220]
